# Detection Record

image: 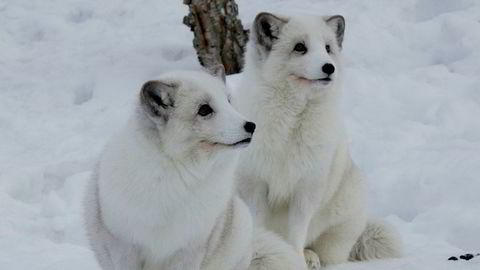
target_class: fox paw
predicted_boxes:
[304,249,321,270]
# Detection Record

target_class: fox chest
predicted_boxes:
[251,141,335,204]
[100,174,230,260]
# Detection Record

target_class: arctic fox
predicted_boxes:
[84,68,307,270]
[233,12,403,268]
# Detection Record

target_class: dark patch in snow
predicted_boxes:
[161,47,189,62]
[73,83,94,105]
[459,254,474,261]
[449,253,478,261]
[68,8,94,24]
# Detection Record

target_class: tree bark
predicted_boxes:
[183,0,249,75]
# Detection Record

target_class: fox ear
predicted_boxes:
[253,12,288,52]
[326,15,345,48]
[140,80,177,123]
[208,64,226,83]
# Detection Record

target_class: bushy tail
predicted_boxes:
[248,228,308,270]
[349,219,404,261]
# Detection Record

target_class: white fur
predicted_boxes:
[84,70,306,270]
[349,220,404,261]
[234,13,403,267]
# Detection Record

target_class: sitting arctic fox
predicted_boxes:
[84,68,307,270]
[233,12,403,269]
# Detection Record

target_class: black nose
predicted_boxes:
[322,63,335,75]
[244,121,256,134]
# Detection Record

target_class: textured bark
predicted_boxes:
[183,0,249,75]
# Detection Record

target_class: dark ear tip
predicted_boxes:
[255,12,284,27]
[141,80,177,92]
[141,80,158,92]
[140,80,176,100]
[255,12,286,23]
[140,79,177,112]
[328,15,345,25]
[255,12,273,21]
[140,80,158,104]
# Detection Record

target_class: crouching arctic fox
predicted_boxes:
[233,12,403,268]
[84,69,307,270]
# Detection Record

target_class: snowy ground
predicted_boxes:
[1,0,479,269]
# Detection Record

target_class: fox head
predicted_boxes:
[138,67,255,160]
[249,12,345,92]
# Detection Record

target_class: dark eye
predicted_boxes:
[293,43,307,54]
[198,104,213,117]
[325,44,331,53]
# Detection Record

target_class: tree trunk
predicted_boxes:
[183,0,249,75]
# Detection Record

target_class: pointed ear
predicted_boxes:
[208,64,226,83]
[139,80,177,123]
[326,15,345,48]
[253,12,288,52]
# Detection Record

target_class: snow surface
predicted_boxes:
[1,0,479,269]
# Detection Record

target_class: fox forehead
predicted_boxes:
[281,16,336,44]
[160,72,228,104]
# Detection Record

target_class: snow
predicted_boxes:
[0,0,479,269]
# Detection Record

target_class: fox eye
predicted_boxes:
[325,44,331,53]
[293,43,307,54]
[198,104,214,117]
